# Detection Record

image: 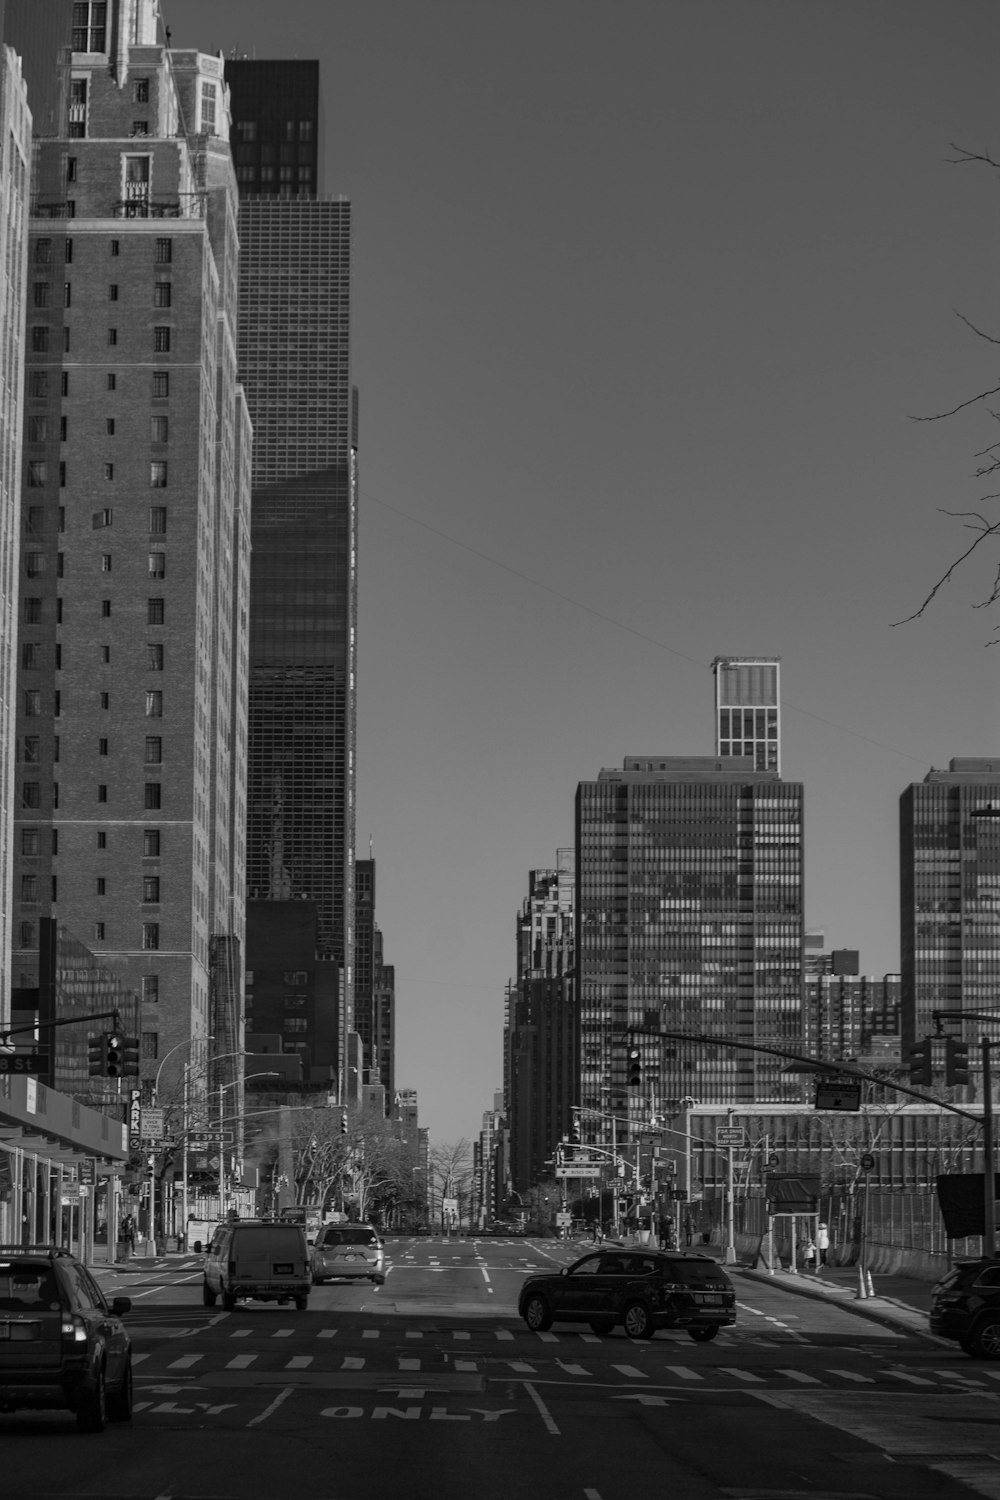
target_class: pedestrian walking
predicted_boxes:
[119,1213,135,1262]
[804,1236,817,1271]
[683,1212,693,1247]
[816,1221,830,1267]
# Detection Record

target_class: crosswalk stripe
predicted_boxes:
[398,1358,420,1371]
[776,1369,821,1384]
[405,1330,423,1340]
[227,1354,256,1369]
[362,1329,379,1340]
[664,1365,702,1380]
[535,1332,558,1343]
[932,1370,988,1385]
[495,1330,514,1341]
[578,1334,601,1344]
[451,1331,470,1341]
[612,1365,646,1379]
[887,1370,934,1386]
[828,1369,873,1383]
[559,1362,590,1376]
[286,1355,313,1369]
[131,1352,151,1366]
[168,1354,202,1369]
[719,1367,765,1383]
[274,1329,295,1339]
[342,1356,364,1369]
[231,1329,252,1339]
[317,1328,337,1339]
[454,1360,477,1372]
[508,1361,536,1373]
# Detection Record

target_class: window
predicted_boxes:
[144,736,161,764]
[141,922,159,951]
[144,783,161,810]
[153,326,170,352]
[142,974,159,1004]
[155,237,172,264]
[141,1031,158,1059]
[147,644,163,670]
[150,415,168,443]
[107,328,117,345]
[61,371,69,397]
[145,690,162,717]
[20,644,38,670]
[19,921,34,948]
[25,507,43,534]
[108,284,118,301]
[201,81,217,131]
[29,371,48,398]
[30,327,49,353]
[97,784,107,802]
[94,922,105,941]
[64,283,71,307]
[148,552,165,577]
[20,875,38,902]
[27,415,47,443]
[59,461,66,487]
[107,373,116,390]
[143,829,160,857]
[101,554,112,572]
[33,282,49,308]
[110,239,119,256]
[100,599,111,617]
[142,876,160,903]
[27,461,46,487]
[21,737,39,769]
[106,418,115,436]
[21,829,39,855]
[35,239,52,264]
[150,461,167,487]
[59,416,67,441]
[152,371,169,398]
[96,830,106,849]
[98,737,108,755]
[100,692,109,709]
[99,645,108,663]
[104,463,114,481]
[133,78,149,104]
[153,282,171,308]
[24,553,43,577]
[131,121,148,137]
[149,507,166,534]
[23,690,40,717]
[66,157,76,183]
[92,509,112,528]
[22,598,41,624]
[72,4,107,54]
[147,598,164,624]
[21,783,39,808]
[96,877,106,895]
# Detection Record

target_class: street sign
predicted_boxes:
[814,1080,862,1112]
[128,1090,141,1150]
[859,1152,876,1173]
[556,1165,601,1178]
[717,1126,745,1147]
[0,1052,47,1074]
[79,1158,95,1185]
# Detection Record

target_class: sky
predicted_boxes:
[165,0,1000,1146]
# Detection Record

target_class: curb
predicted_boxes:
[736,1264,946,1343]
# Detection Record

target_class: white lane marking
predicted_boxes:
[168,1354,202,1369]
[362,1329,380,1340]
[495,1329,514,1341]
[664,1365,702,1381]
[578,1334,601,1344]
[451,1330,470,1340]
[247,1385,293,1427]
[274,1328,295,1339]
[612,1365,646,1379]
[828,1369,873,1382]
[887,1370,935,1386]
[132,1352,151,1366]
[776,1368,822,1384]
[318,1328,337,1339]
[227,1354,256,1369]
[508,1361,536,1373]
[231,1329,252,1339]
[399,1358,421,1371]
[405,1330,423,1339]
[535,1331,558,1343]
[524,1380,560,1436]
[455,1360,477,1372]
[342,1356,364,1370]
[286,1355,313,1369]
[480,1264,493,1291]
[558,1362,589,1376]
[720,1366,765,1383]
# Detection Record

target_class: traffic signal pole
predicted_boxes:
[984,1038,995,1258]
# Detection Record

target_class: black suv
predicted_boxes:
[0,1245,132,1430]
[930,1257,1000,1357]
[518,1248,736,1341]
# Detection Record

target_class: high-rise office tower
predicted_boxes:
[506,855,577,1194]
[713,656,780,773]
[354,857,395,1103]
[0,34,31,1031]
[575,756,804,1151]
[900,758,1000,1077]
[11,2,250,1107]
[226,59,357,1096]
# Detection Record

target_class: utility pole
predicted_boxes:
[984,1037,995,1258]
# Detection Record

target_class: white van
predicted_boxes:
[203,1221,311,1311]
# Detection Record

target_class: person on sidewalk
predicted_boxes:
[817,1221,830,1267]
[804,1237,817,1271]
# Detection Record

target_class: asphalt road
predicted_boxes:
[4,1235,999,1500]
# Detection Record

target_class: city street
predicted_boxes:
[2,1236,998,1500]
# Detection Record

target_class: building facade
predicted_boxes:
[10,3,249,1113]
[712,656,780,773]
[225,59,357,1099]
[575,756,804,1152]
[900,758,1000,1083]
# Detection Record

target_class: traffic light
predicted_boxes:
[87,1034,105,1077]
[340,1111,348,1135]
[946,1037,971,1087]
[105,1033,123,1077]
[907,1038,933,1087]
[570,1112,581,1145]
[121,1037,140,1076]
[627,1048,642,1088]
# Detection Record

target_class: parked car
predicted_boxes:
[0,1244,132,1431]
[311,1224,385,1285]
[518,1248,736,1341]
[203,1220,311,1311]
[930,1257,1000,1356]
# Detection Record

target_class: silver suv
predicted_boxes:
[311,1224,385,1285]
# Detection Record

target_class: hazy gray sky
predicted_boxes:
[168,0,1000,1143]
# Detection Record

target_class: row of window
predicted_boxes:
[21,781,164,809]
[234,120,314,143]
[21,734,163,762]
[28,461,168,485]
[29,371,169,398]
[21,827,160,856]
[30,326,174,354]
[28,416,169,442]
[23,597,165,624]
[35,235,170,263]
[21,874,160,902]
[22,641,165,670]
[33,282,172,308]
[23,550,166,577]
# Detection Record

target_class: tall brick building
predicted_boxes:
[11,1,250,1110]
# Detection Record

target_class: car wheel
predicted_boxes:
[107,1356,133,1422]
[973,1314,1000,1358]
[688,1325,719,1343]
[202,1279,218,1307]
[294,1294,308,1311]
[588,1319,614,1336]
[76,1367,108,1433]
[523,1293,553,1332]
[623,1301,653,1340]
[222,1289,237,1312]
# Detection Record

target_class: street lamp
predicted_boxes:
[149,1034,212,1252]
[217,1072,278,1218]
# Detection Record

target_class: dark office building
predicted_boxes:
[901,758,1000,1081]
[226,59,358,1096]
[354,858,396,1104]
[576,757,804,1152]
[244,898,339,1087]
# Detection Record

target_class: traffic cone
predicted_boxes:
[866,1269,875,1298]
[855,1264,868,1299]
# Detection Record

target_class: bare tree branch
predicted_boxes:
[892,509,1000,625]
[953,308,1000,346]
[909,383,1000,422]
